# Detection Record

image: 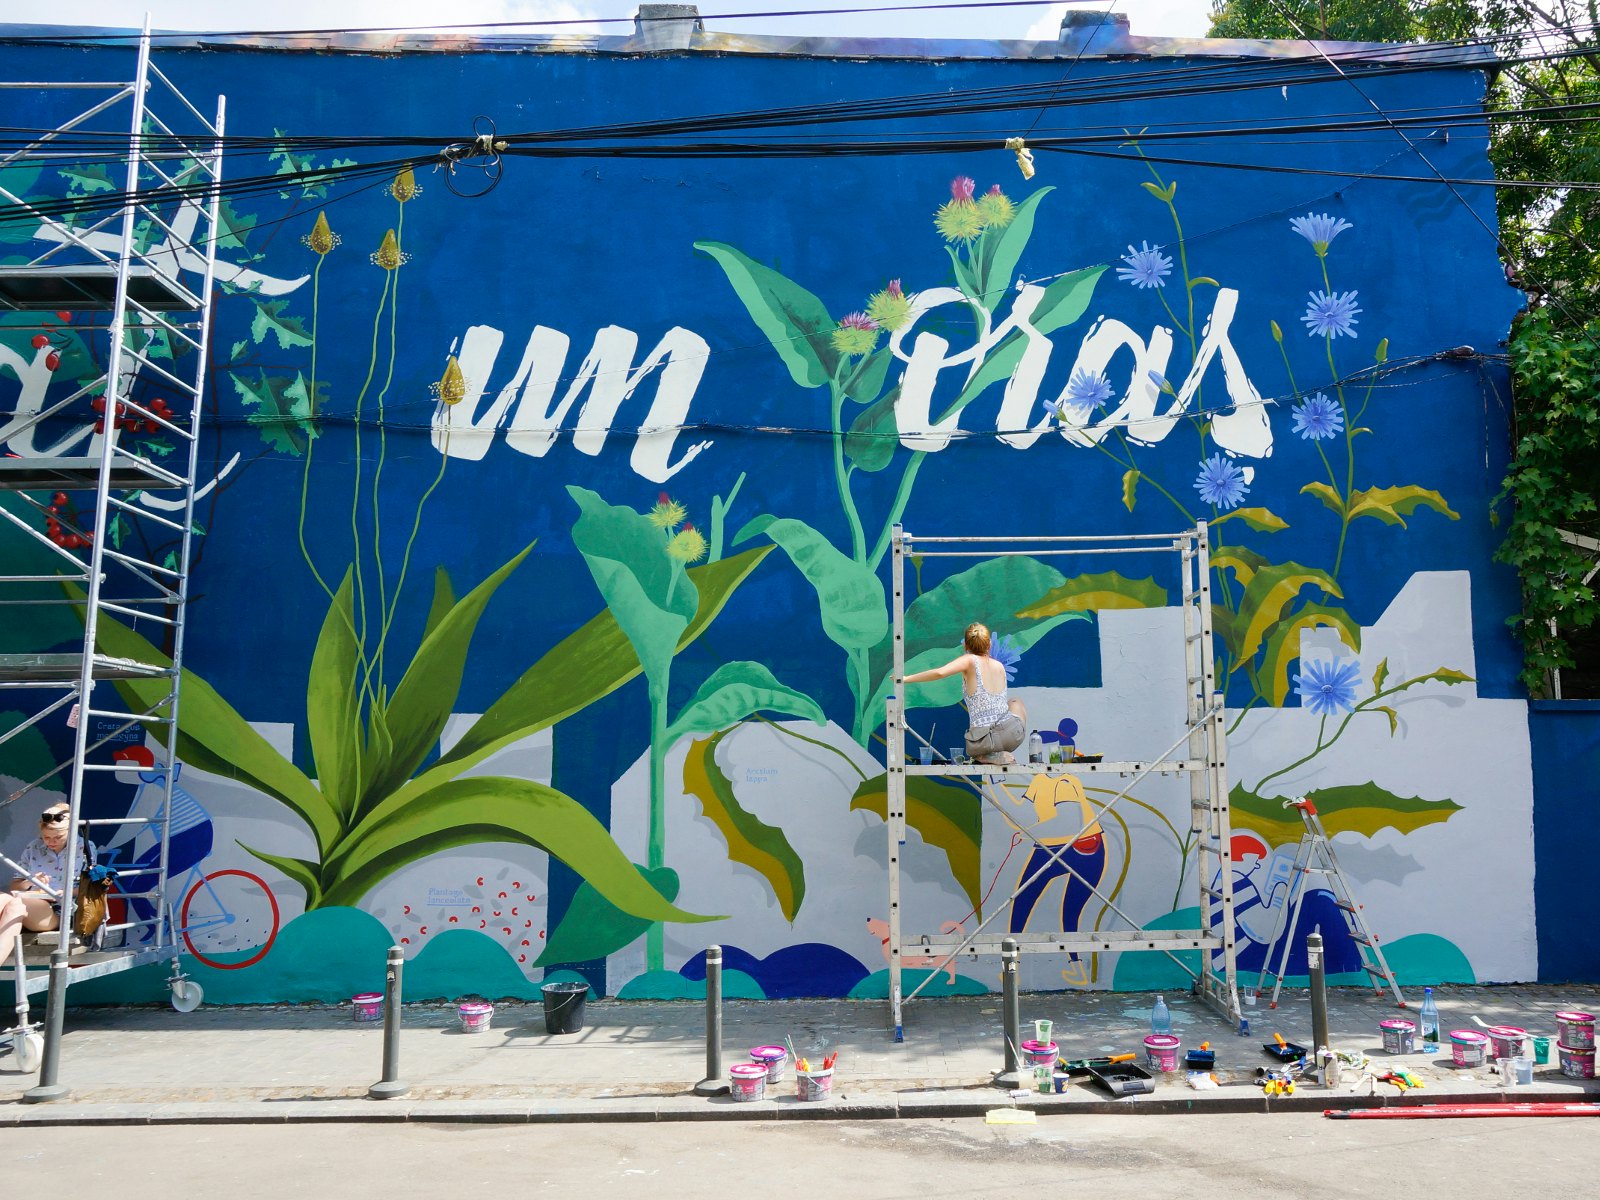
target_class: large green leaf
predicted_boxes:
[305,568,362,820]
[237,842,324,909]
[735,515,887,651]
[1346,485,1460,528]
[844,386,900,473]
[534,865,681,967]
[568,486,697,689]
[851,772,982,913]
[76,597,338,855]
[321,775,722,919]
[1234,562,1342,668]
[1255,602,1362,702]
[357,542,534,813]
[843,346,893,405]
[1231,781,1462,844]
[694,241,840,389]
[1028,265,1107,336]
[975,187,1053,313]
[1209,506,1289,533]
[422,567,456,641]
[1212,545,1271,587]
[682,730,807,922]
[664,661,825,746]
[381,548,772,815]
[1015,571,1168,618]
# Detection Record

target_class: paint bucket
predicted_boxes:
[1449,1029,1488,1068]
[1486,1026,1527,1061]
[541,980,589,1035]
[351,992,383,1023]
[458,1002,494,1034]
[1555,1012,1595,1049]
[1020,1039,1058,1070]
[1557,1043,1596,1079]
[796,1066,834,1102]
[1379,1018,1416,1055]
[750,1044,789,1083]
[1534,1036,1551,1064]
[729,1062,767,1101]
[1144,1034,1181,1073]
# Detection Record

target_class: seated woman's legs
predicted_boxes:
[17,892,58,934]
[0,892,26,960]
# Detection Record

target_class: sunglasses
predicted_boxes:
[39,811,70,824]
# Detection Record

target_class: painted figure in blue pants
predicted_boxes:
[1008,773,1107,987]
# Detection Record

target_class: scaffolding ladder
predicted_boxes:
[883,524,1241,1042]
[0,23,224,1095]
[1257,797,1407,1010]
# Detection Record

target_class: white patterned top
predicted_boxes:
[964,658,1010,728]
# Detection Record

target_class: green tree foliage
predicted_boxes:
[1209,0,1600,693]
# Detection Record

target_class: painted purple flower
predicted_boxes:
[831,311,880,356]
[1116,240,1173,289]
[1302,289,1361,339]
[951,176,977,202]
[1295,657,1362,717]
[1194,453,1249,510]
[1055,368,1114,415]
[990,634,1022,683]
[1289,212,1353,256]
[1291,392,1344,440]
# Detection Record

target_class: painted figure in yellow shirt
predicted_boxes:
[1007,774,1107,987]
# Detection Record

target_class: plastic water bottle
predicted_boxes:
[1151,994,1172,1036]
[1028,731,1044,764]
[1419,987,1440,1052]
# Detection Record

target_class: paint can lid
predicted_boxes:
[750,1045,787,1060]
[1485,1026,1526,1038]
[1379,1019,1415,1030]
[352,993,383,1003]
[1448,1029,1487,1043]
[1555,1011,1595,1023]
[730,1063,767,1077]
[1020,1040,1057,1053]
[1144,1035,1181,1049]
[459,1002,493,1014]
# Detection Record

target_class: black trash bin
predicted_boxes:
[541,981,589,1034]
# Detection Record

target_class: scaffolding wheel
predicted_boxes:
[170,979,203,1013]
[11,1032,44,1074]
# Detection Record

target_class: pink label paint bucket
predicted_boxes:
[796,1067,834,1102]
[1020,1039,1058,1070]
[1144,1034,1181,1073]
[1555,1012,1595,1049]
[1486,1026,1527,1061]
[1379,1019,1416,1055]
[1449,1029,1488,1068]
[729,1062,767,1101]
[457,1002,494,1034]
[352,993,383,1023]
[1558,1044,1596,1079]
[750,1044,789,1083]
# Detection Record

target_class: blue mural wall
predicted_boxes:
[0,20,1549,1001]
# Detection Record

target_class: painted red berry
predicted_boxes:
[45,352,59,371]
[51,492,67,506]
[93,420,105,433]
[46,505,59,516]
[91,397,105,412]
[31,334,48,349]
[144,420,158,433]
[55,311,70,322]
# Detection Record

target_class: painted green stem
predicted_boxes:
[646,672,671,973]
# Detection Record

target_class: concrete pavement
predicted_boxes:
[1,984,1595,1124]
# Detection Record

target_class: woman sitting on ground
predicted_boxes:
[902,621,1028,764]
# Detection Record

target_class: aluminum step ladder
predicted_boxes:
[1258,797,1407,1010]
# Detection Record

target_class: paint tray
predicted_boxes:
[1184,1049,1215,1069]
[1262,1040,1307,1062]
[1087,1060,1157,1097]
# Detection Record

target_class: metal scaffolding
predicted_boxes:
[0,24,223,1095]
[882,524,1242,1042]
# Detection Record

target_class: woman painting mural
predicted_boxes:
[902,622,1027,765]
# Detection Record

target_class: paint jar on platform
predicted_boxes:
[1557,1044,1596,1079]
[351,992,383,1023]
[1020,1039,1058,1071]
[1487,1026,1527,1060]
[1555,1012,1595,1049]
[750,1045,788,1083]
[1379,1019,1415,1055]
[458,1002,494,1033]
[1448,1029,1488,1068]
[729,1063,768,1101]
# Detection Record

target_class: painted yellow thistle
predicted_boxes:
[832,311,879,357]
[934,175,985,244]
[370,229,409,270]
[666,524,708,563]
[435,356,466,405]
[865,279,912,333]
[976,185,1015,229]
[302,211,339,255]
[389,167,421,203]
[648,491,687,529]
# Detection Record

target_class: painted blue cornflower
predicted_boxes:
[1289,212,1354,256]
[1294,657,1363,717]
[1116,241,1173,289]
[1194,453,1249,510]
[1055,368,1115,415]
[990,634,1022,683]
[1302,289,1361,339]
[1291,392,1344,440]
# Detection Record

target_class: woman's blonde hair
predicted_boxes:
[963,622,991,655]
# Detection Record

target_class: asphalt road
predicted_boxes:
[5,1112,1587,1198]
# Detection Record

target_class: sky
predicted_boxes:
[27,0,1217,42]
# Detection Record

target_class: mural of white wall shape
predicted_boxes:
[605,719,971,995]
[437,713,554,785]
[1228,570,1536,984]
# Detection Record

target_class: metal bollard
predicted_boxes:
[996,937,1022,1088]
[21,951,71,1103]
[693,945,729,1096]
[1307,931,1330,1085]
[368,946,409,1100]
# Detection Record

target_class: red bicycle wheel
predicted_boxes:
[180,869,280,970]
